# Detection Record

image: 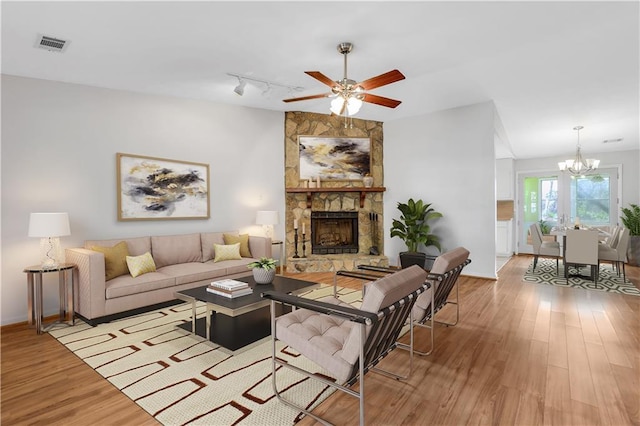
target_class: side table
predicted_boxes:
[23,263,76,334]
[272,240,285,274]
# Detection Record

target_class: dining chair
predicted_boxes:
[601,225,621,249]
[530,223,561,273]
[565,229,599,286]
[599,227,630,282]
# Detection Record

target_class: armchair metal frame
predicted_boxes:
[262,282,426,426]
[335,254,470,357]
[407,258,470,355]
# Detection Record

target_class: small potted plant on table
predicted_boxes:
[247,257,278,284]
[390,198,443,269]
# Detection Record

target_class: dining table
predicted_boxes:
[550,226,607,281]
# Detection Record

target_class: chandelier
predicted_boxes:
[558,126,600,176]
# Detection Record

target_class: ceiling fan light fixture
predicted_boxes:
[283,42,405,115]
[347,97,362,115]
[330,97,345,115]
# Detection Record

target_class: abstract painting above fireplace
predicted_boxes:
[298,136,370,180]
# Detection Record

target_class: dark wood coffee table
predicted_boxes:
[175,275,319,354]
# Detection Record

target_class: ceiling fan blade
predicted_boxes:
[283,93,332,103]
[305,71,339,88]
[358,69,405,91]
[362,93,402,108]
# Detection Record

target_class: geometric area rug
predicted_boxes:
[49,284,362,425]
[523,258,640,296]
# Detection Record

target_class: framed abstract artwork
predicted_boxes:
[117,153,210,221]
[298,136,370,180]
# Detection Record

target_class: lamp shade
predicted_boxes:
[28,212,70,237]
[256,210,279,226]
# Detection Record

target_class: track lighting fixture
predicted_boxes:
[227,73,303,97]
[234,77,246,96]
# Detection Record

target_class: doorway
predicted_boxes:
[516,167,620,254]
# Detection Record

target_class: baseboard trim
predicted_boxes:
[75,299,185,327]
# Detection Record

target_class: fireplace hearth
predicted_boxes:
[311,211,358,254]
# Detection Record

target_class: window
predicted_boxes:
[571,175,610,225]
[518,168,619,253]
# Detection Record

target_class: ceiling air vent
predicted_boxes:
[35,34,69,53]
[603,138,623,144]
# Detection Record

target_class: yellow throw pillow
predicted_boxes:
[126,252,157,278]
[223,233,252,258]
[213,243,242,262]
[90,241,130,281]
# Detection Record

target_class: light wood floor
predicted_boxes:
[2,255,638,425]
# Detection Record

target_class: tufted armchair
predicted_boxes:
[262,265,427,426]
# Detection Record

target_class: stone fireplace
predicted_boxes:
[311,211,359,254]
[284,111,388,272]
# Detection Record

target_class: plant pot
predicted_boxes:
[628,235,640,266]
[399,251,427,269]
[252,268,276,284]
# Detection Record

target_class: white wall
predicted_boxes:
[1,75,285,325]
[385,101,497,279]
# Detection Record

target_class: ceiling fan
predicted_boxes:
[283,42,405,117]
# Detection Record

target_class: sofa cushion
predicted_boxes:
[213,243,242,262]
[158,262,228,286]
[201,232,226,262]
[89,241,130,281]
[85,236,151,257]
[152,233,202,268]
[105,272,175,299]
[223,233,252,258]
[221,258,255,275]
[126,252,157,278]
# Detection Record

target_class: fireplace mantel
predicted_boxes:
[286,187,386,208]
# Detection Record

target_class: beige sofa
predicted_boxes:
[65,231,271,325]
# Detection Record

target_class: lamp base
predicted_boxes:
[263,225,274,240]
[40,237,62,270]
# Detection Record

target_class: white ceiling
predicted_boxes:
[2,1,638,159]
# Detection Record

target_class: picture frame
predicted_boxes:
[117,153,210,221]
[298,136,371,180]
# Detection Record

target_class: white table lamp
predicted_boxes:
[256,210,279,239]
[28,212,71,269]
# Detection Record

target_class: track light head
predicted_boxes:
[234,78,246,96]
[227,73,304,98]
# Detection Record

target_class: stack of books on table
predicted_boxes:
[206,279,253,298]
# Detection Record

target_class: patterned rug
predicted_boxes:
[523,258,640,296]
[49,284,362,425]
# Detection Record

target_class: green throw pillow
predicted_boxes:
[126,252,157,278]
[213,243,242,262]
[90,241,130,281]
[223,233,252,258]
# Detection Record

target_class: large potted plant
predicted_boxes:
[621,203,640,266]
[390,198,443,269]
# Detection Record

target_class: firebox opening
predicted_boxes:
[311,211,359,254]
